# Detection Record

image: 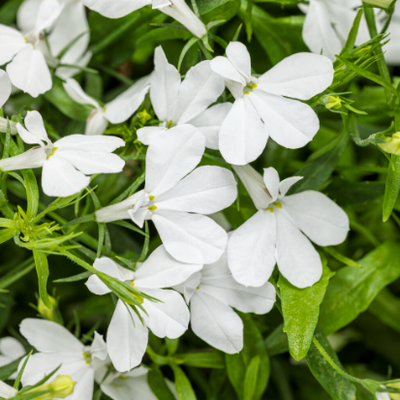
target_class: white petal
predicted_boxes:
[275,209,322,288]
[174,61,225,124]
[81,0,151,18]
[137,126,166,146]
[173,272,201,304]
[42,157,90,197]
[190,291,243,353]
[155,166,237,214]
[56,149,125,174]
[107,300,148,372]
[0,147,46,171]
[34,0,63,33]
[219,96,268,165]
[85,111,108,137]
[93,257,135,281]
[0,25,27,65]
[151,46,181,122]
[228,210,276,287]
[279,176,303,198]
[63,78,100,108]
[152,210,228,264]
[189,102,232,150]
[17,0,41,33]
[145,125,205,196]
[86,275,112,296]
[250,90,319,149]
[23,110,49,144]
[55,134,125,152]
[282,191,349,246]
[226,41,252,82]
[105,75,151,124]
[70,367,95,400]
[210,56,246,86]
[20,318,82,353]
[0,70,11,109]
[258,53,334,100]
[263,167,280,203]
[141,289,189,338]
[7,46,52,98]
[0,381,17,398]
[91,332,108,361]
[0,337,25,359]
[135,245,202,289]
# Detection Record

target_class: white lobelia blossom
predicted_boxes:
[63,76,151,135]
[0,0,64,97]
[209,42,334,165]
[228,165,349,288]
[17,0,91,80]
[0,71,17,134]
[0,380,17,399]
[96,127,238,264]
[0,111,125,197]
[85,247,201,372]
[19,319,108,400]
[0,337,25,379]
[81,0,207,39]
[137,46,231,150]
[174,249,276,353]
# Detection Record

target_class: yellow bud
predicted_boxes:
[27,375,76,400]
[324,96,342,110]
[378,132,400,155]
[138,110,151,125]
[38,296,58,321]
[363,0,393,8]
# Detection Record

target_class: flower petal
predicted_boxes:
[107,300,148,372]
[145,125,205,196]
[275,209,322,288]
[42,156,90,197]
[263,167,280,203]
[210,56,246,86]
[55,134,125,152]
[23,110,49,144]
[219,96,268,165]
[85,110,108,136]
[152,210,228,264]
[6,46,52,98]
[226,41,252,82]
[20,318,82,353]
[70,367,95,400]
[258,53,334,100]
[250,90,319,149]
[228,210,276,287]
[85,275,112,296]
[63,78,100,108]
[190,291,243,354]
[282,191,349,246]
[0,337,25,360]
[93,257,135,282]
[137,126,167,146]
[155,166,237,214]
[0,70,11,109]
[141,289,189,338]
[135,245,202,289]
[81,0,151,18]
[0,25,26,65]
[279,176,303,197]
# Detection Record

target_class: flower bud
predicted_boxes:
[138,110,152,125]
[324,95,342,110]
[378,132,400,155]
[27,375,76,400]
[363,0,393,8]
[38,295,58,322]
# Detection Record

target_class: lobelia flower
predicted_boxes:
[0,380,17,399]
[85,247,201,371]
[0,70,17,134]
[228,165,349,288]
[209,42,334,165]
[96,127,238,264]
[81,0,207,39]
[17,0,91,80]
[63,76,151,135]
[0,111,125,197]
[137,46,231,150]
[0,337,25,379]
[0,0,64,97]
[174,249,276,353]
[19,319,108,400]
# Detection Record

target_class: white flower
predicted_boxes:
[209,41,334,165]
[0,337,25,379]
[86,247,200,372]
[174,250,276,353]
[96,127,238,264]
[0,111,125,197]
[17,0,91,79]
[0,0,64,97]
[81,0,207,38]
[228,165,349,288]
[19,319,108,400]
[0,71,17,134]
[137,46,231,150]
[0,380,17,399]
[63,76,151,135]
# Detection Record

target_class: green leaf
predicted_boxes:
[382,154,400,222]
[0,228,14,245]
[21,170,39,220]
[53,271,92,283]
[198,0,239,24]
[0,0,23,25]
[319,241,400,336]
[148,368,176,400]
[264,323,288,357]
[0,357,24,380]
[170,364,197,400]
[0,260,35,290]
[306,328,357,400]
[174,351,225,368]
[243,356,260,400]
[368,288,400,333]
[225,353,246,398]
[33,251,52,310]
[279,263,335,360]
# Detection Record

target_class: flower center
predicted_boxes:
[244,82,257,95]
[46,147,58,159]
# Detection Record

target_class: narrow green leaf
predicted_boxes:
[53,271,92,283]
[148,368,176,400]
[14,351,32,389]
[279,263,335,360]
[382,154,400,222]
[21,170,39,220]
[110,221,147,237]
[264,323,288,357]
[0,357,24,380]
[243,356,260,400]
[178,37,199,72]
[341,9,364,55]
[0,228,14,245]
[170,364,197,400]
[225,353,245,398]
[0,260,35,290]
[319,241,400,335]
[174,351,225,368]
[33,251,52,309]
[369,288,400,333]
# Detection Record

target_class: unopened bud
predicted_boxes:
[27,375,76,400]
[137,110,151,125]
[378,132,400,155]
[363,0,393,9]
[38,296,63,324]
[324,96,342,110]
